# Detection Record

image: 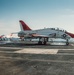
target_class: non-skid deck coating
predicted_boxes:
[0,45,74,75]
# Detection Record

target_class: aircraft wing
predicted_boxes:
[31,33,56,38]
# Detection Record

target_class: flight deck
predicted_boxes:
[0,45,74,75]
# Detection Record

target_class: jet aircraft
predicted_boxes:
[13,20,74,45]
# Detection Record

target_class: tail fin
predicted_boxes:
[19,20,31,31]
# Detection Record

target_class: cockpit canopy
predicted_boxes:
[50,28,66,32]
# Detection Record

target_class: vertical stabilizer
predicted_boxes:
[19,20,31,31]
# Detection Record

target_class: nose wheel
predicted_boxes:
[66,39,69,46]
[66,42,69,46]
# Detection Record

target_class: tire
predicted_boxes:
[66,42,69,46]
[38,41,42,45]
[43,41,46,45]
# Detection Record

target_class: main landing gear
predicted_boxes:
[38,38,48,45]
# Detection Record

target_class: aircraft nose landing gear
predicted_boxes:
[66,39,69,46]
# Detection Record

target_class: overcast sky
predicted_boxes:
[0,0,74,35]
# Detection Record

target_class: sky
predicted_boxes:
[0,0,74,35]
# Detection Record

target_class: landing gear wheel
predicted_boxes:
[38,41,42,45]
[66,42,69,46]
[43,41,46,45]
